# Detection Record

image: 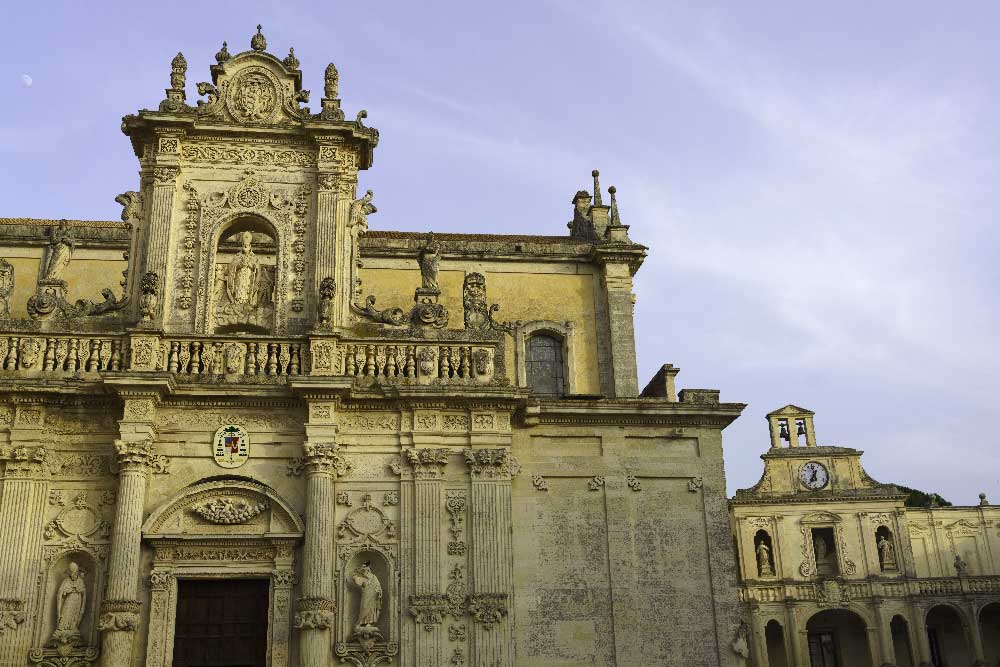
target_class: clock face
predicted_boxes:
[800,462,829,490]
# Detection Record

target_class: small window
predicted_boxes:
[525,334,564,396]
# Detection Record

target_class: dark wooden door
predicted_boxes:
[172,578,270,667]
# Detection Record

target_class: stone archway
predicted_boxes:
[805,608,873,667]
[925,604,971,667]
[140,478,305,667]
[979,602,1000,665]
[765,619,790,667]
[890,614,916,667]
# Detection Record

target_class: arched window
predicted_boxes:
[525,333,565,396]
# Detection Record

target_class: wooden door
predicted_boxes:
[172,578,270,667]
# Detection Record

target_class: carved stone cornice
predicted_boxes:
[467,593,508,628]
[403,447,450,480]
[294,597,335,629]
[300,442,352,477]
[462,448,520,480]
[98,599,141,632]
[0,598,25,634]
[408,594,449,631]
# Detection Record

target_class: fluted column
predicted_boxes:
[295,442,349,663]
[0,405,49,667]
[404,448,450,667]
[464,448,517,667]
[99,438,153,666]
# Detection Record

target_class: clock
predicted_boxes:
[800,461,829,490]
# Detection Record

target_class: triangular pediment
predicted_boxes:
[766,404,814,417]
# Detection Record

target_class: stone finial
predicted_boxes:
[251,24,267,52]
[980,492,989,506]
[324,63,340,99]
[592,170,603,207]
[170,52,187,90]
[609,186,621,225]
[215,41,231,63]
[283,47,300,70]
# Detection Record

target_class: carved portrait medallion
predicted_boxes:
[212,424,250,468]
[226,67,280,123]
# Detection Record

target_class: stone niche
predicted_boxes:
[211,223,278,335]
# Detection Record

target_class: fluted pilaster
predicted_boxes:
[0,447,48,667]
[463,448,517,667]
[99,438,154,667]
[296,442,349,664]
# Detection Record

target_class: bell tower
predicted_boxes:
[120,25,379,335]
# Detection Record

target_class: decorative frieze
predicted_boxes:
[190,498,268,524]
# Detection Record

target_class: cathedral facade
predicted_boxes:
[0,28,746,667]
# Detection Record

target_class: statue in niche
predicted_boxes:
[756,540,774,577]
[418,233,441,291]
[213,231,275,331]
[351,561,383,632]
[0,258,13,318]
[50,562,86,644]
[228,232,260,305]
[877,534,897,570]
[954,554,969,576]
[42,222,75,282]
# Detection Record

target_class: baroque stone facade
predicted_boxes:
[731,406,1000,667]
[0,28,747,667]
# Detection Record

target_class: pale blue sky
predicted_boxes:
[2,1,997,502]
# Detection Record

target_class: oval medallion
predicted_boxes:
[213,424,250,468]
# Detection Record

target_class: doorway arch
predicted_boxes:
[979,602,1000,665]
[925,604,971,667]
[765,619,789,667]
[805,608,873,667]
[890,614,915,667]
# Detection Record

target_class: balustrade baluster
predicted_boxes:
[178,341,191,374]
[67,338,79,371]
[43,338,55,370]
[267,343,278,375]
[191,342,203,374]
[5,337,18,370]
[404,345,415,377]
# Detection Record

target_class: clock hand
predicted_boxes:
[810,468,817,483]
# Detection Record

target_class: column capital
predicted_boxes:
[114,438,155,472]
[408,594,449,630]
[302,442,351,477]
[0,598,26,634]
[468,592,509,629]
[463,448,520,480]
[404,447,451,479]
[0,446,48,479]
[294,597,336,629]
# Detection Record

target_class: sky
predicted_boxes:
[1,1,997,503]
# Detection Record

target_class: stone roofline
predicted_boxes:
[0,218,633,260]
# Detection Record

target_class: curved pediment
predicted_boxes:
[142,477,303,540]
[800,511,842,524]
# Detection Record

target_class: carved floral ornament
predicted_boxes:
[338,494,396,542]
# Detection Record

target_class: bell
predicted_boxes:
[797,421,806,437]
[779,422,790,442]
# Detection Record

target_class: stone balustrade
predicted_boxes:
[741,575,1000,603]
[0,332,505,385]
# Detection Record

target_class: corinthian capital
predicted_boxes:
[463,448,520,480]
[294,597,336,629]
[114,438,154,471]
[403,447,451,479]
[0,599,25,634]
[302,442,352,477]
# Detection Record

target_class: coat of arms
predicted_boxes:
[213,424,250,468]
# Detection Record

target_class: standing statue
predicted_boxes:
[51,562,86,644]
[352,561,383,631]
[756,540,774,577]
[0,259,13,318]
[42,222,75,282]
[814,535,828,563]
[226,232,260,306]
[877,534,897,570]
[349,190,377,233]
[954,554,969,576]
[418,233,441,291]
